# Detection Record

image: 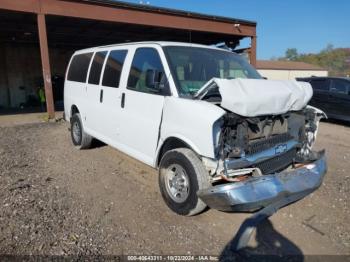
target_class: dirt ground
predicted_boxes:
[0,117,349,258]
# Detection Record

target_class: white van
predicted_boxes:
[64,42,327,216]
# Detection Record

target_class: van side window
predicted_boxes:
[127,48,167,94]
[102,50,127,88]
[67,53,93,82]
[88,51,107,85]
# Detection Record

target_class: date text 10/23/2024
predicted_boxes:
[127,255,219,261]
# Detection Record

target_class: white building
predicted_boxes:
[257,60,328,80]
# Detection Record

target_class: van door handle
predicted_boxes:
[100,89,103,103]
[121,92,125,108]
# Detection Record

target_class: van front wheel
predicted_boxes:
[70,113,92,149]
[159,148,209,216]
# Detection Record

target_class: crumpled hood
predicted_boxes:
[197,78,313,117]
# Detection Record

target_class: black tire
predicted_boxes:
[70,113,92,150]
[159,148,210,216]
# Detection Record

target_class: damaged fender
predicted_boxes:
[155,96,225,165]
[303,105,327,152]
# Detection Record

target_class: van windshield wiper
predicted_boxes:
[193,78,217,99]
[193,77,235,99]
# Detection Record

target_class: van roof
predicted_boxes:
[74,41,230,54]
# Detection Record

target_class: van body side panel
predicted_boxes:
[64,79,90,125]
[158,97,226,163]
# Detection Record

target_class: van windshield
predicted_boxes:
[163,46,261,96]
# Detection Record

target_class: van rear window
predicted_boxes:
[67,53,93,82]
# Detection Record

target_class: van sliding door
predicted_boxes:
[85,51,108,137]
[99,49,128,143]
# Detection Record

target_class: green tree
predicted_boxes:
[285,48,299,61]
[279,45,350,76]
[322,44,334,53]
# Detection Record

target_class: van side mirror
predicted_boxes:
[145,69,164,90]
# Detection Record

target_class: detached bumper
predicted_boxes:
[197,151,327,212]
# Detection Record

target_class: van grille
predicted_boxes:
[247,133,294,155]
[254,148,297,174]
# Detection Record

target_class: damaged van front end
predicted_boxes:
[194,78,327,212]
[198,150,326,211]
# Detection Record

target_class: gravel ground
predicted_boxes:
[0,120,349,258]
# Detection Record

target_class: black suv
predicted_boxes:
[297,77,350,122]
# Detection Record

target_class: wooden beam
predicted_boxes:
[0,0,40,13]
[250,36,257,67]
[37,13,55,119]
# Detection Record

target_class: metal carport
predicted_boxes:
[0,0,257,118]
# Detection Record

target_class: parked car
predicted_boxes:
[297,76,350,122]
[64,42,327,216]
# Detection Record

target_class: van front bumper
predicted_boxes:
[197,151,327,212]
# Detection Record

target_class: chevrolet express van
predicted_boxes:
[64,42,327,216]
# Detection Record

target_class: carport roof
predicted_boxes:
[80,0,257,25]
[0,0,257,48]
[0,0,256,37]
[0,0,258,118]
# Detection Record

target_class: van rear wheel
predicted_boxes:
[159,148,209,216]
[70,113,92,149]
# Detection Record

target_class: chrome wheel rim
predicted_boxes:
[72,121,81,143]
[164,164,190,203]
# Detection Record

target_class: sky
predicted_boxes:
[119,0,350,59]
